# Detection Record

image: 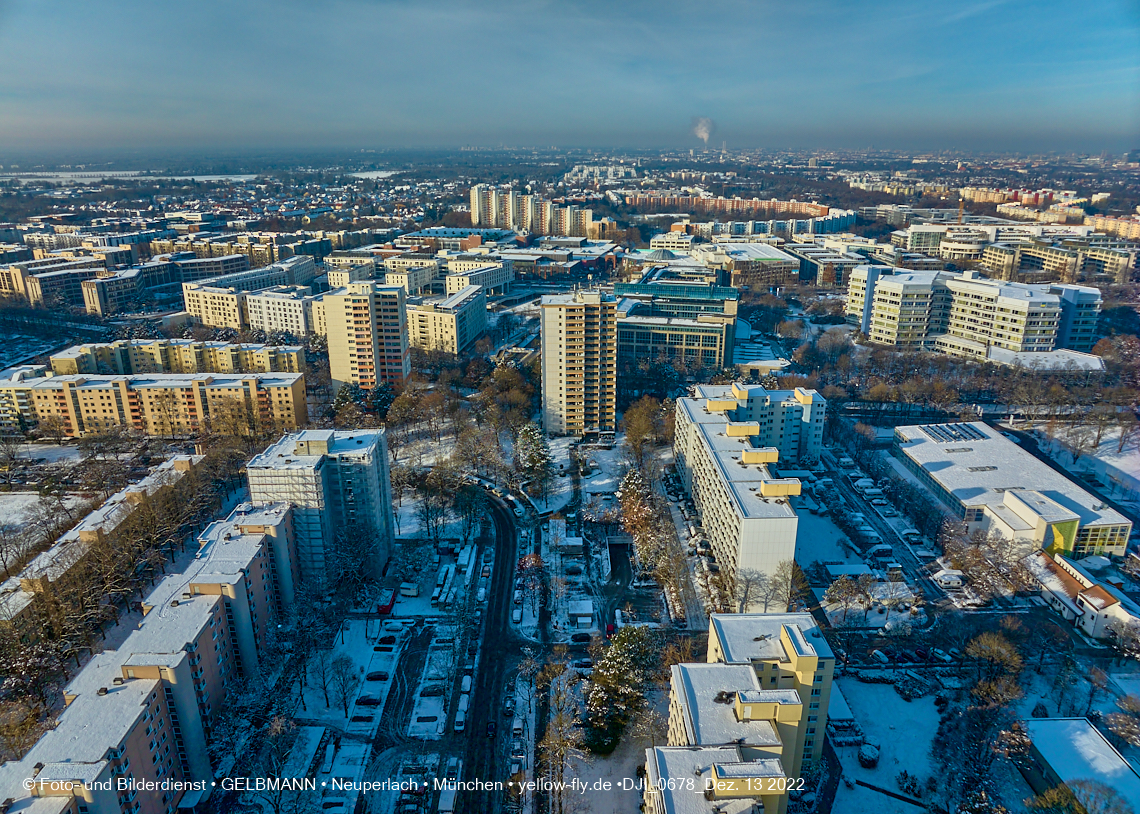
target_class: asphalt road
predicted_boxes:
[458,496,520,814]
[821,448,942,603]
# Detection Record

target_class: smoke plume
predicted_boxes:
[692,117,716,145]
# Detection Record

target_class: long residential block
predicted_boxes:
[0,372,306,437]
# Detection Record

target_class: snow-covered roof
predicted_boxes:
[1027,718,1140,810]
[710,613,833,663]
[670,664,781,747]
[894,422,1130,531]
[644,746,777,814]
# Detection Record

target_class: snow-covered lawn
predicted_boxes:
[15,442,86,465]
[794,510,862,567]
[300,617,406,737]
[0,491,88,530]
[831,679,939,814]
[564,690,668,814]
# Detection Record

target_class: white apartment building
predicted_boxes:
[247,429,393,583]
[846,266,1103,363]
[383,254,442,294]
[323,282,409,392]
[673,385,824,595]
[444,262,514,295]
[327,263,374,287]
[540,290,617,437]
[245,285,322,337]
[406,285,487,354]
[649,232,696,252]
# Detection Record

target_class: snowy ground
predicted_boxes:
[793,509,861,567]
[15,442,86,465]
[564,690,668,814]
[0,491,88,531]
[299,617,408,739]
[831,679,941,814]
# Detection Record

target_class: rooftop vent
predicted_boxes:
[170,600,179,608]
[97,687,108,696]
[113,677,124,685]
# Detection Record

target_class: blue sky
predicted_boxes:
[0,0,1136,153]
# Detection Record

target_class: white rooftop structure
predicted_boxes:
[1026,718,1140,810]
[893,422,1130,558]
[670,663,785,747]
[709,612,833,664]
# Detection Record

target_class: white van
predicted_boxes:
[477,588,486,603]
[512,608,522,623]
[461,675,472,693]
[454,708,466,732]
[458,694,470,713]
[512,718,524,737]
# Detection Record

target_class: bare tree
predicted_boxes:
[732,568,770,613]
[769,559,809,612]
[310,648,334,707]
[330,655,360,716]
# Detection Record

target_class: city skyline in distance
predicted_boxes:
[0,0,1136,155]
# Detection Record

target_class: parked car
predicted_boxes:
[366,671,389,681]
[606,624,616,636]
[571,632,592,643]
[512,608,522,623]
[503,698,515,716]
[356,695,382,706]
[870,498,889,507]
[573,659,593,669]
[445,757,460,781]
[379,635,397,645]
[350,714,373,723]
[420,685,445,697]
[487,722,497,738]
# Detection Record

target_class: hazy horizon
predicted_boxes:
[0,0,1137,156]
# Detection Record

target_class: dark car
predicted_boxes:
[467,642,478,656]
[357,696,382,706]
[571,633,592,643]
[350,715,373,723]
[487,721,497,738]
[379,635,398,645]
[366,671,390,681]
[420,685,445,697]
[914,647,930,661]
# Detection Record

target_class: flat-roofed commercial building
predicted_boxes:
[323,282,409,391]
[1022,718,1140,811]
[893,422,1131,558]
[616,290,737,372]
[689,243,800,290]
[247,429,393,582]
[0,372,306,437]
[673,384,824,593]
[540,290,617,437]
[51,339,304,376]
[406,284,487,354]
